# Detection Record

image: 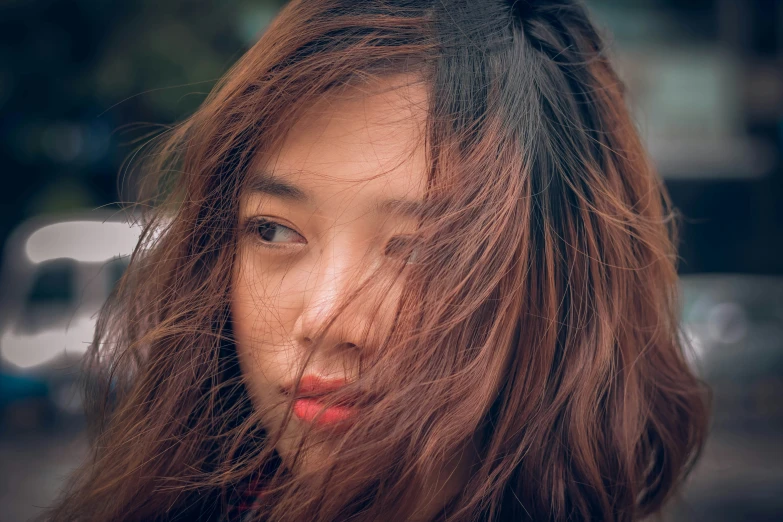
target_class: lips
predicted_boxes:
[283,375,359,428]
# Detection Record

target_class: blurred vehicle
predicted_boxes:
[680,275,783,428]
[0,213,142,424]
[673,275,783,522]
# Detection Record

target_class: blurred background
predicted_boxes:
[0,0,781,520]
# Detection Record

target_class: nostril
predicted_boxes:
[299,337,358,353]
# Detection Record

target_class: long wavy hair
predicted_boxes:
[49,1,709,521]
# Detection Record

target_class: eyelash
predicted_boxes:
[245,217,420,262]
[246,218,306,248]
[383,234,421,263]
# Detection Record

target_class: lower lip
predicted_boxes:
[293,398,356,427]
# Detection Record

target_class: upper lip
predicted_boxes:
[282,375,351,401]
[282,375,381,407]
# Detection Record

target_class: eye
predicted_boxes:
[384,235,421,264]
[250,219,306,245]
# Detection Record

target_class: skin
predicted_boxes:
[231,74,471,520]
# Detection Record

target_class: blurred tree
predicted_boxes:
[0,0,285,249]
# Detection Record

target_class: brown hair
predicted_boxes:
[48,1,709,521]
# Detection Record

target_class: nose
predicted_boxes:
[292,243,375,355]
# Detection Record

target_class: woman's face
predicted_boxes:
[232,75,428,466]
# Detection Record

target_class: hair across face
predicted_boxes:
[232,74,427,467]
[49,2,709,522]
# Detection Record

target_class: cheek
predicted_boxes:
[232,256,296,345]
[231,249,303,406]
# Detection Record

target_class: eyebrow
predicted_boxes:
[246,172,309,202]
[376,197,426,218]
[247,171,425,217]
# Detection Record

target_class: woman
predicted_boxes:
[49,1,709,521]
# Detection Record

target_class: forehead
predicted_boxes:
[257,74,429,202]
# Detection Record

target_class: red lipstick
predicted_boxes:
[286,375,357,427]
